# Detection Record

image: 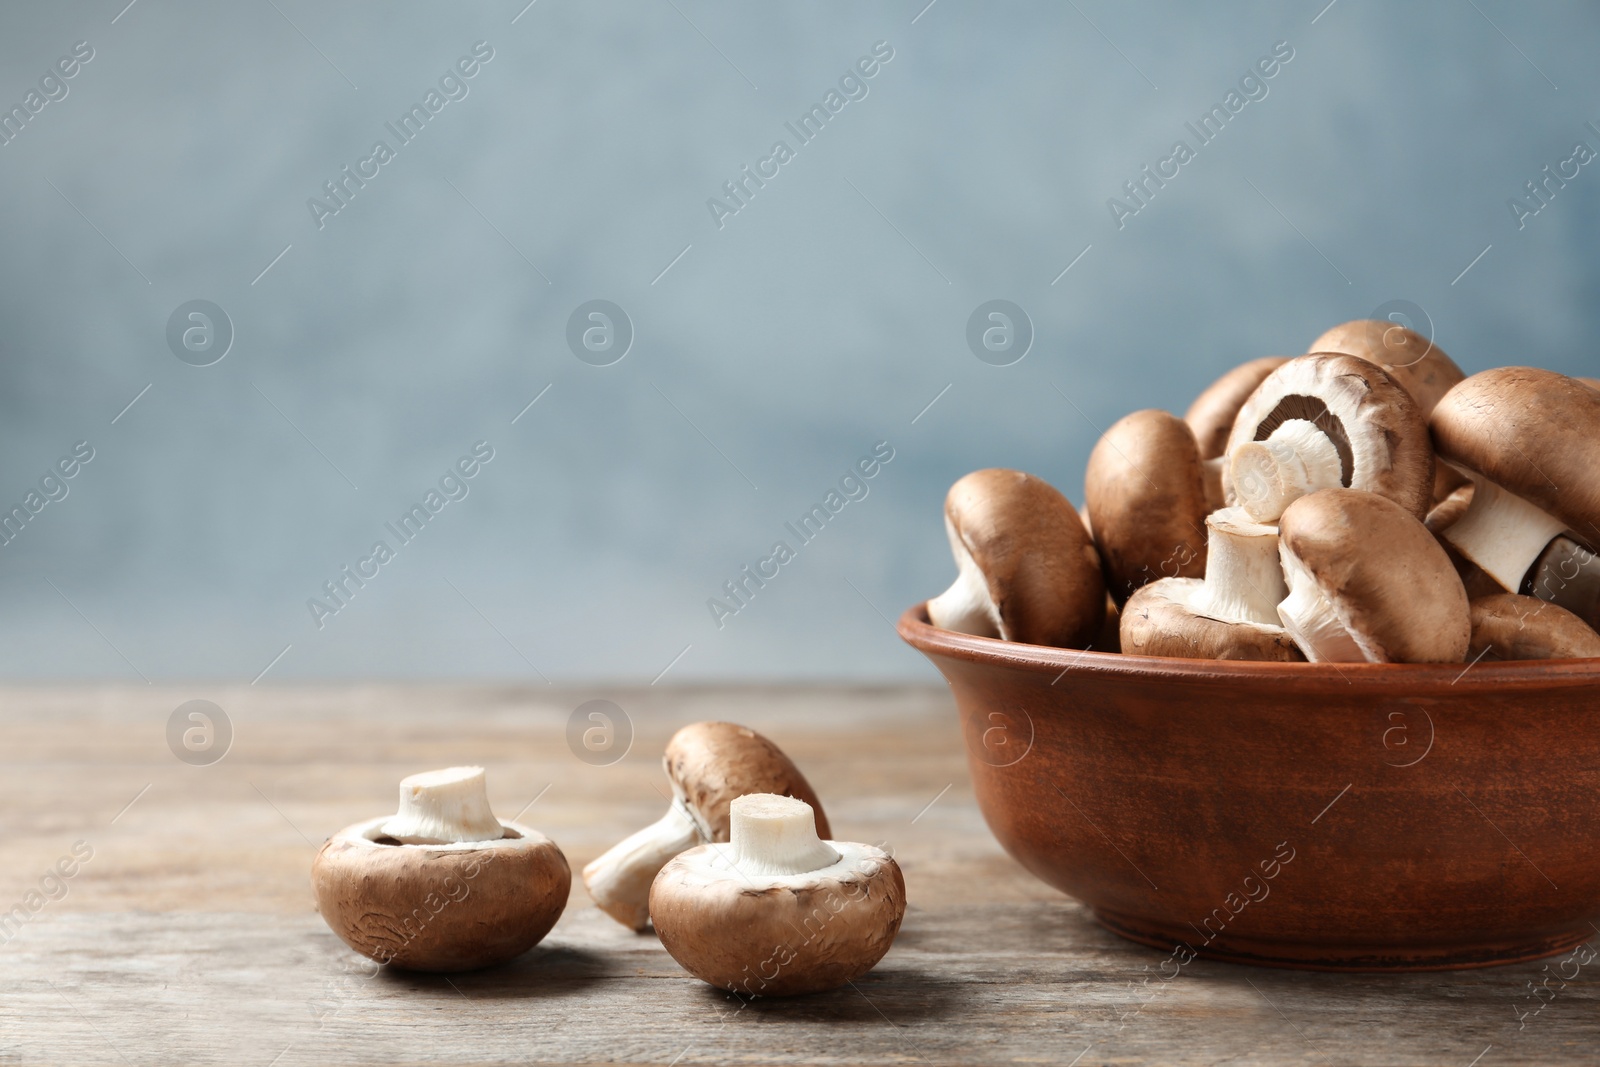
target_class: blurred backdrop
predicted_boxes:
[0,1,1595,682]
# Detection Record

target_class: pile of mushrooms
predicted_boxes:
[926,320,1600,664]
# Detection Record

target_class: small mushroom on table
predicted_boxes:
[1276,489,1470,663]
[1084,411,1209,604]
[583,722,827,931]
[1120,506,1302,661]
[1430,368,1600,624]
[1225,353,1434,523]
[927,468,1105,646]
[650,793,905,998]
[1468,594,1600,661]
[311,766,570,972]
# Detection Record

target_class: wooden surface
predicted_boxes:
[2,684,1597,1066]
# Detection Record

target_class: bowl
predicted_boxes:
[898,603,1600,971]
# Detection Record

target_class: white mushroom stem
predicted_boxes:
[1188,508,1287,626]
[1276,547,1370,663]
[582,799,701,918]
[1442,470,1570,593]
[380,766,504,844]
[1229,419,1343,523]
[727,794,839,877]
[927,518,1000,637]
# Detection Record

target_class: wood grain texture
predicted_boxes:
[0,684,1596,1065]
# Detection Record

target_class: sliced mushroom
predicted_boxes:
[1225,353,1434,523]
[1184,356,1290,460]
[1276,489,1469,663]
[650,793,905,998]
[583,722,827,932]
[1121,507,1302,661]
[1084,411,1209,604]
[1469,593,1600,661]
[928,468,1105,645]
[1430,368,1600,597]
[312,766,569,972]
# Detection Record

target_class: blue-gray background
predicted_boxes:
[0,0,1595,682]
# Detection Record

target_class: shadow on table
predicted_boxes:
[690,965,970,1024]
[378,943,613,1000]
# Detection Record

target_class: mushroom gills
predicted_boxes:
[380,766,504,844]
[1230,419,1344,523]
[1442,470,1570,593]
[1276,546,1371,662]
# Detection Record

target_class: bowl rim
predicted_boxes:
[897,602,1600,691]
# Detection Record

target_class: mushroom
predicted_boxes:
[1430,368,1600,597]
[1184,356,1290,460]
[928,468,1105,645]
[1276,489,1470,663]
[1084,411,1209,604]
[1468,593,1600,661]
[1225,353,1434,523]
[1579,377,1599,393]
[1424,484,1474,537]
[583,722,827,932]
[1120,507,1303,661]
[1307,319,1465,419]
[650,793,905,998]
[312,766,569,972]
[1524,537,1600,634]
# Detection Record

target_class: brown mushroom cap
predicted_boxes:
[665,722,830,843]
[312,817,569,972]
[1469,594,1600,661]
[1579,377,1600,393]
[1121,578,1304,661]
[1278,489,1470,663]
[650,839,905,997]
[1424,484,1474,536]
[1308,320,1465,417]
[1226,353,1434,520]
[1184,357,1290,460]
[933,468,1105,646]
[1085,410,1209,603]
[1430,367,1600,540]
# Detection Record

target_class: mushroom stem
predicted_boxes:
[926,525,1000,637]
[582,800,701,930]
[1442,470,1571,593]
[727,794,839,877]
[380,766,504,844]
[1189,507,1286,626]
[1229,419,1343,523]
[1276,546,1368,662]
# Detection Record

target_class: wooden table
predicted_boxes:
[2,684,1594,1065]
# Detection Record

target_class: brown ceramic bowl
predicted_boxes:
[899,603,1600,971]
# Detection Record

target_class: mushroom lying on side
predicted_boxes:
[1084,411,1209,604]
[651,793,905,998]
[1308,319,1468,503]
[1430,368,1600,610]
[312,766,570,972]
[1469,594,1600,661]
[1121,507,1302,661]
[1276,489,1470,663]
[1225,353,1434,523]
[583,722,827,932]
[928,468,1105,646]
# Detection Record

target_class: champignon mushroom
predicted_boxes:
[650,793,905,998]
[1084,411,1209,604]
[1120,507,1302,661]
[583,722,827,932]
[927,468,1105,645]
[1468,594,1600,661]
[1425,484,1474,537]
[1524,537,1600,633]
[1225,353,1434,523]
[1276,489,1470,663]
[1184,356,1290,460]
[312,766,569,972]
[1430,369,1600,602]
